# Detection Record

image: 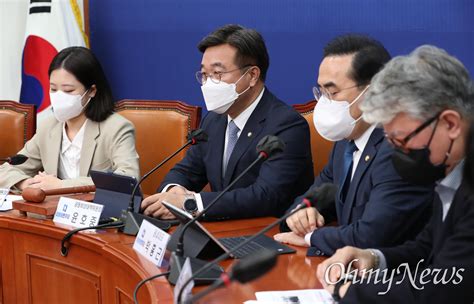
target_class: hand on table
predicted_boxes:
[286,207,325,236]
[17,172,62,191]
[16,178,39,190]
[273,231,309,247]
[141,191,191,220]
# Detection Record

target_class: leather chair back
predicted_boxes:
[293,100,333,177]
[116,100,201,195]
[0,101,36,159]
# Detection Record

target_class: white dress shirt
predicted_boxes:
[58,120,87,180]
[163,88,266,213]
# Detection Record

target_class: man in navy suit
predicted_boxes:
[274,35,434,256]
[316,45,474,303]
[142,24,313,220]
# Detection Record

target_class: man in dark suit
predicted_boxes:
[274,35,434,256]
[316,45,474,303]
[142,24,313,220]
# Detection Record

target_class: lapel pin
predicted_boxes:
[365,155,370,162]
[247,132,252,138]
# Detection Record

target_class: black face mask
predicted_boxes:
[391,115,453,186]
[392,146,451,186]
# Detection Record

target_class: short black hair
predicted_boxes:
[198,24,270,81]
[323,34,391,86]
[48,46,114,122]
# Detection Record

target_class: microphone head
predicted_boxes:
[256,135,285,159]
[304,183,338,207]
[8,154,28,165]
[230,249,278,283]
[188,129,208,144]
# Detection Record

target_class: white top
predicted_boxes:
[58,120,87,180]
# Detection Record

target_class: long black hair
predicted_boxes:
[48,46,114,122]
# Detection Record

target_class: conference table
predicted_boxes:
[0,207,326,303]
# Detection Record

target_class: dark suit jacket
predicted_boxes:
[282,128,434,256]
[160,89,314,220]
[343,182,474,303]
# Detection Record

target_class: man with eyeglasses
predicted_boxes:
[316,45,474,304]
[141,24,313,220]
[274,34,434,257]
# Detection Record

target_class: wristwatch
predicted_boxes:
[183,196,198,217]
[369,249,380,269]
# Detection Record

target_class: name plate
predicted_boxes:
[133,219,171,267]
[174,257,194,304]
[53,197,103,228]
[0,189,10,211]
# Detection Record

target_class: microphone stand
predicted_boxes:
[177,201,310,303]
[168,151,268,284]
[121,133,204,235]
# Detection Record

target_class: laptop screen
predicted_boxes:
[90,170,142,218]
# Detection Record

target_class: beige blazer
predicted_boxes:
[0,113,140,189]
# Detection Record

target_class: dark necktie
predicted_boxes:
[340,141,358,202]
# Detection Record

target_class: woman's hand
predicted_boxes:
[28,172,63,190]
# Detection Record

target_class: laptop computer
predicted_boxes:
[90,170,142,219]
[89,170,172,232]
[162,201,295,259]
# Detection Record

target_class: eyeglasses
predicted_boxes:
[385,112,442,152]
[312,84,360,101]
[196,65,252,85]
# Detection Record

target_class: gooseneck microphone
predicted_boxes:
[167,135,285,284]
[175,135,286,256]
[121,129,208,235]
[60,131,208,256]
[176,183,338,303]
[186,249,278,303]
[60,131,207,256]
[0,154,28,165]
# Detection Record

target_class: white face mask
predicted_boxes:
[313,85,369,141]
[201,69,251,114]
[50,89,91,122]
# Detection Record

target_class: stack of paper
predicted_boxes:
[244,289,333,304]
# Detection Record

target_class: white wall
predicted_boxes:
[0,0,86,101]
[0,0,28,101]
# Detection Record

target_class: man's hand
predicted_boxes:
[273,231,309,247]
[316,246,375,292]
[167,185,192,195]
[27,172,62,190]
[286,207,325,236]
[141,192,189,219]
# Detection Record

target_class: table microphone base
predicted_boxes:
[167,252,223,285]
[120,210,171,235]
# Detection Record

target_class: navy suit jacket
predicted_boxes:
[282,128,434,256]
[160,89,314,220]
[343,183,474,303]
